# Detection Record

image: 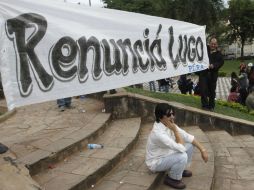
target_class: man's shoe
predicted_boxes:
[164,176,186,189]
[182,170,192,177]
[0,143,8,154]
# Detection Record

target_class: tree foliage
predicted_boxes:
[102,0,155,15]
[226,0,254,56]
[102,0,225,34]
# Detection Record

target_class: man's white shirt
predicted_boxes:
[145,122,194,171]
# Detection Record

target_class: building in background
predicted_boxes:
[222,41,254,59]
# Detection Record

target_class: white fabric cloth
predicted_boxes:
[145,122,194,171]
[0,0,209,110]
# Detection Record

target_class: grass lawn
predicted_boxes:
[125,87,254,122]
[220,59,254,76]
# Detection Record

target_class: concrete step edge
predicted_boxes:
[88,121,158,190]
[205,130,254,190]
[35,117,142,190]
[17,113,112,176]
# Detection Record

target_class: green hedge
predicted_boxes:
[217,100,254,115]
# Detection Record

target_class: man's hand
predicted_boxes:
[161,118,176,131]
[161,117,184,145]
[209,64,214,69]
[192,139,209,163]
[201,149,208,162]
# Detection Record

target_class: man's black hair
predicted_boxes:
[155,103,173,123]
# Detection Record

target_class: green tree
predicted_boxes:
[102,0,155,15]
[162,0,225,34]
[103,0,225,35]
[151,0,177,19]
[227,0,254,57]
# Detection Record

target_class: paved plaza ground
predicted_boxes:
[0,78,254,190]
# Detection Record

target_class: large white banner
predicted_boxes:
[0,0,209,110]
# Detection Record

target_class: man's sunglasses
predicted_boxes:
[166,112,175,117]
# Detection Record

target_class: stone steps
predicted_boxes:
[234,135,254,161]
[91,125,215,190]
[17,111,112,176]
[32,117,141,190]
[2,94,253,190]
[205,131,254,190]
[90,122,162,190]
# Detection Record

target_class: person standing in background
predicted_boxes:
[199,37,224,111]
[158,78,170,92]
[57,97,72,112]
[177,74,193,95]
[149,81,156,92]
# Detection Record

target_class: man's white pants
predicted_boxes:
[153,143,194,180]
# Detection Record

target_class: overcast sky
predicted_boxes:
[223,0,229,7]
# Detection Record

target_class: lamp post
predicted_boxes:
[89,0,91,6]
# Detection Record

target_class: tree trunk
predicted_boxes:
[241,38,245,57]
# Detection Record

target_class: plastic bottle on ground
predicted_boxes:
[87,144,104,149]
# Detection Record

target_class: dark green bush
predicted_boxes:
[217,100,250,114]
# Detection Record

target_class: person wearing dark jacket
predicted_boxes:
[177,74,193,94]
[199,38,224,111]
[158,78,170,92]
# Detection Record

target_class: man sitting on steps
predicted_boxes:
[145,103,208,189]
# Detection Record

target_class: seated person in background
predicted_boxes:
[146,103,208,189]
[247,62,253,75]
[238,65,249,105]
[158,78,170,92]
[227,86,239,103]
[177,74,193,94]
[168,77,175,89]
[230,72,239,90]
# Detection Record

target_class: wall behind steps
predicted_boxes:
[103,92,254,136]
